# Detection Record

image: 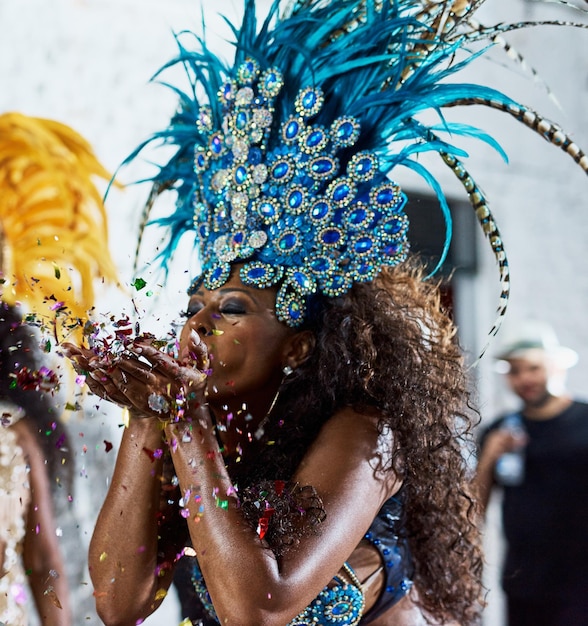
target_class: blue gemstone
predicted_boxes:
[311,201,329,220]
[349,208,367,224]
[211,266,223,280]
[235,166,247,185]
[310,257,329,272]
[233,232,244,244]
[289,302,301,319]
[265,72,277,86]
[322,229,341,245]
[311,158,334,175]
[302,91,317,109]
[293,271,311,290]
[285,120,300,140]
[273,161,290,179]
[279,233,297,250]
[306,129,324,147]
[330,275,345,289]
[337,121,353,140]
[332,602,350,616]
[221,84,232,100]
[356,156,372,175]
[288,190,303,209]
[259,201,276,218]
[236,111,248,130]
[248,267,266,279]
[211,136,222,154]
[385,243,400,256]
[376,188,394,204]
[354,237,372,253]
[383,219,402,234]
[333,184,350,203]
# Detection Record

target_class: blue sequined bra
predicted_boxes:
[190,559,364,625]
[187,494,413,624]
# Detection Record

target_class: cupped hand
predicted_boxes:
[60,331,209,419]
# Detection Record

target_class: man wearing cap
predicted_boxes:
[475,320,588,626]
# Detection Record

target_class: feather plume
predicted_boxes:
[131,0,588,340]
[0,112,120,342]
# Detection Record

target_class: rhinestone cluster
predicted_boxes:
[191,57,409,326]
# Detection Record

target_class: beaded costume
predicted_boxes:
[0,404,29,626]
[125,0,588,622]
[185,493,413,625]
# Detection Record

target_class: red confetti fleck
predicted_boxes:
[142,447,158,462]
[104,440,113,452]
[256,506,275,540]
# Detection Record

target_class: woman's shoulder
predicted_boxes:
[321,406,395,457]
[300,405,401,498]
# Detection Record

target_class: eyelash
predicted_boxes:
[178,302,246,318]
[220,304,246,315]
[179,308,200,319]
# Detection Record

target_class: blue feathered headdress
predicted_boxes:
[128,0,588,330]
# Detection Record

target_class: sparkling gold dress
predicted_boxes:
[0,404,30,626]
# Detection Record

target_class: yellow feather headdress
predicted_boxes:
[0,112,119,341]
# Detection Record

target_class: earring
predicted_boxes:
[282,364,294,376]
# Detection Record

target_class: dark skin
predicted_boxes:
[63,271,440,626]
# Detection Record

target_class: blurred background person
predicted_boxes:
[0,112,118,625]
[0,300,73,626]
[475,320,588,626]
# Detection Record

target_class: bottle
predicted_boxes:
[494,414,526,486]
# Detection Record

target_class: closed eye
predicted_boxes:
[219,302,247,315]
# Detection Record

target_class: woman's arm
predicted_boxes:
[64,340,401,626]
[168,403,400,626]
[15,419,72,626]
[88,416,181,626]
[62,342,185,626]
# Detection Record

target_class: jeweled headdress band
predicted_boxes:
[130,0,588,334]
[190,58,408,325]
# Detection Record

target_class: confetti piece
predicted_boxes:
[131,278,147,291]
[142,447,160,462]
[215,497,229,510]
[99,552,107,562]
[11,582,27,604]
[104,440,113,452]
[43,587,62,609]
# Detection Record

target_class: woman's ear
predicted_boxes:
[282,330,316,371]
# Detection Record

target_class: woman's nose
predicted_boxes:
[185,310,213,338]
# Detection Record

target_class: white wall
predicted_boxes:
[1,1,587,624]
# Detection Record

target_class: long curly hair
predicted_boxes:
[234,260,484,624]
[0,301,73,492]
